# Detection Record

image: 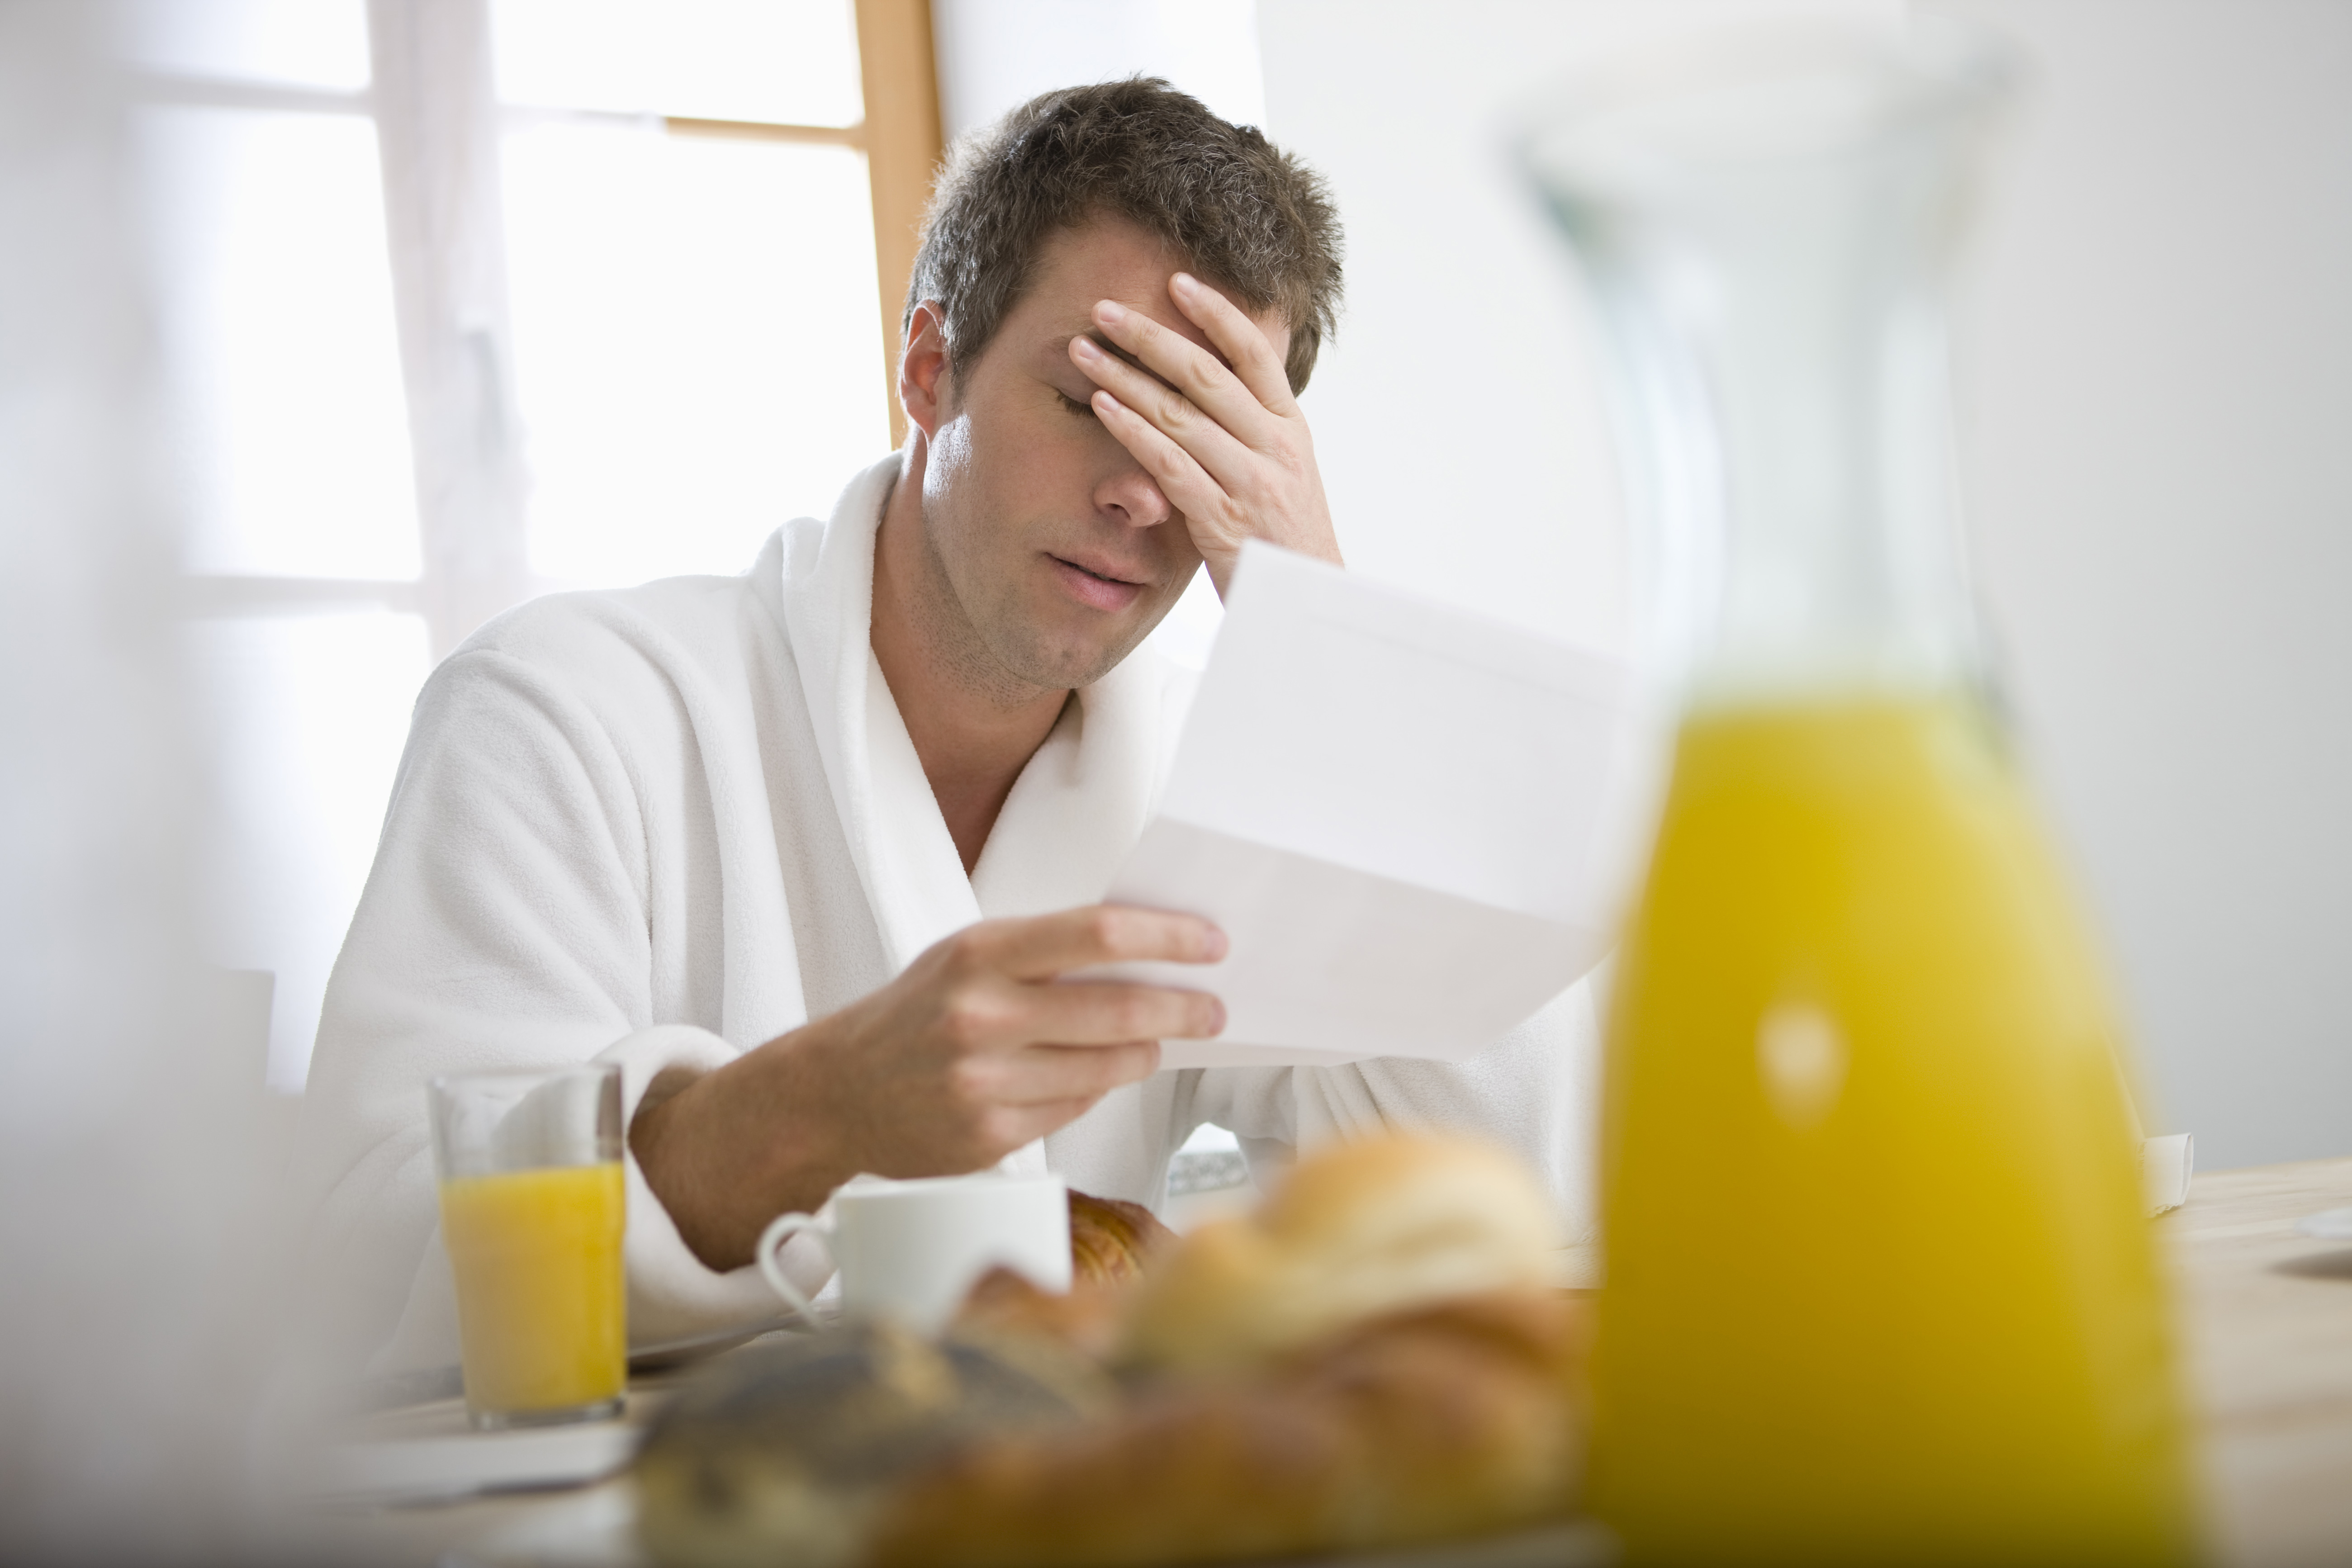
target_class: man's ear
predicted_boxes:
[899,301,953,443]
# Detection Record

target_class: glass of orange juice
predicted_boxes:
[427,1064,626,1430]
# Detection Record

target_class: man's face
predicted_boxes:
[911,218,1291,692]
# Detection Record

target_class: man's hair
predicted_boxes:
[906,77,1344,396]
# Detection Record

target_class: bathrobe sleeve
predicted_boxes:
[1181,974,1608,1242]
[290,626,791,1376]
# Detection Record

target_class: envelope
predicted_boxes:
[1093,541,1634,1069]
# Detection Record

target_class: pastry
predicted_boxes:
[868,1288,1588,1568]
[634,1321,1104,1568]
[1069,1189,1176,1288]
[1120,1132,1560,1374]
[638,1188,1169,1565]
[868,1136,1585,1567]
[641,1142,1583,1568]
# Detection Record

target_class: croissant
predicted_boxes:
[868,1289,1588,1568]
[1069,1189,1177,1289]
[1121,1132,1561,1374]
[641,1139,1585,1568]
[634,1320,1105,1568]
[870,1135,1585,1567]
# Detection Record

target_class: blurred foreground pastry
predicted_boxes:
[1122,1132,1560,1374]
[638,1191,1169,1568]
[634,1320,1105,1568]
[869,1288,1585,1568]
[636,1139,1583,1568]
[871,1135,1582,1566]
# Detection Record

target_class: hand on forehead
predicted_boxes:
[1024,218,1290,378]
[1035,217,1333,598]
[1060,294,1260,380]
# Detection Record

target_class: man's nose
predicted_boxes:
[1095,464,1174,529]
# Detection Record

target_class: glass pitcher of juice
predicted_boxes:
[1519,19,2197,1563]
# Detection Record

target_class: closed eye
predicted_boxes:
[1057,391,1100,419]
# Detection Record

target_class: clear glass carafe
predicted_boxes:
[1521,20,2197,1563]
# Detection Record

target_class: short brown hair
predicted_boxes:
[906,77,1344,395]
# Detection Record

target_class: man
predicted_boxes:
[295,79,1597,1369]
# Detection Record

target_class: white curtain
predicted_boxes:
[367,0,533,660]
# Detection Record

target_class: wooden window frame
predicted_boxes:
[660,0,942,450]
[851,0,944,451]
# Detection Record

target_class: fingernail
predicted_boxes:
[1202,926,1229,962]
[1172,272,1199,296]
[1095,299,1127,323]
[1209,998,1228,1034]
[1070,336,1100,360]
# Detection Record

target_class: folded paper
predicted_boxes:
[1091,541,1635,1068]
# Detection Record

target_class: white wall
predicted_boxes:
[1934,0,2352,1170]
[1257,0,1896,661]
[1258,0,2352,1169]
[930,0,1265,142]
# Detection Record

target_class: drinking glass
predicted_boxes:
[428,1063,626,1429]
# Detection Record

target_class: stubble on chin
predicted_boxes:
[911,497,1147,707]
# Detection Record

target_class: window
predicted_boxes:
[141,0,941,1088]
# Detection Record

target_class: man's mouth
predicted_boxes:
[1047,553,1148,612]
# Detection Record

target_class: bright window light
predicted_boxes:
[144,106,422,580]
[492,0,865,126]
[194,612,433,1090]
[1181,1122,1242,1154]
[503,125,890,587]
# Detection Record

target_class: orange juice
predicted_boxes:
[439,1162,626,1419]
[1592,695,2196,1563]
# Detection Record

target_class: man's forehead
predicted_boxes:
[1020,218,1290,360]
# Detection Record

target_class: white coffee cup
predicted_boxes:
[755,1172,1072,1332]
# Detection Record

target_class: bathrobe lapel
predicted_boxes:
[778,455,1182,1179]
[779,456,981,975]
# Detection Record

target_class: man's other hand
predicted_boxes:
[629,905,1227,1271]
[1070,272,1342,597]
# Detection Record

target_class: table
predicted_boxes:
[2169,1155,2352,1568]
[325,1157,2352,1567]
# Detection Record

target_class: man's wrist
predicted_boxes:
[628,1029,858,1272]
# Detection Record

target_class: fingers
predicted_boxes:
[1168,272,1299,416]
[971,904,1228,981]
[931,972,1218,1058]
[972,1038,1165,1108]
[1088,388,1242,537]
[1027,977,1225,1045]
[1071,332,1256,484]
[978,1096,1110,1153]
[1081,297,1285,450]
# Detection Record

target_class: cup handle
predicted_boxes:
[755,1210,833,1328]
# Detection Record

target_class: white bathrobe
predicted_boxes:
[292,455,1600,1373]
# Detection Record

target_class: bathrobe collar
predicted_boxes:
[777,451,1168,1010]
